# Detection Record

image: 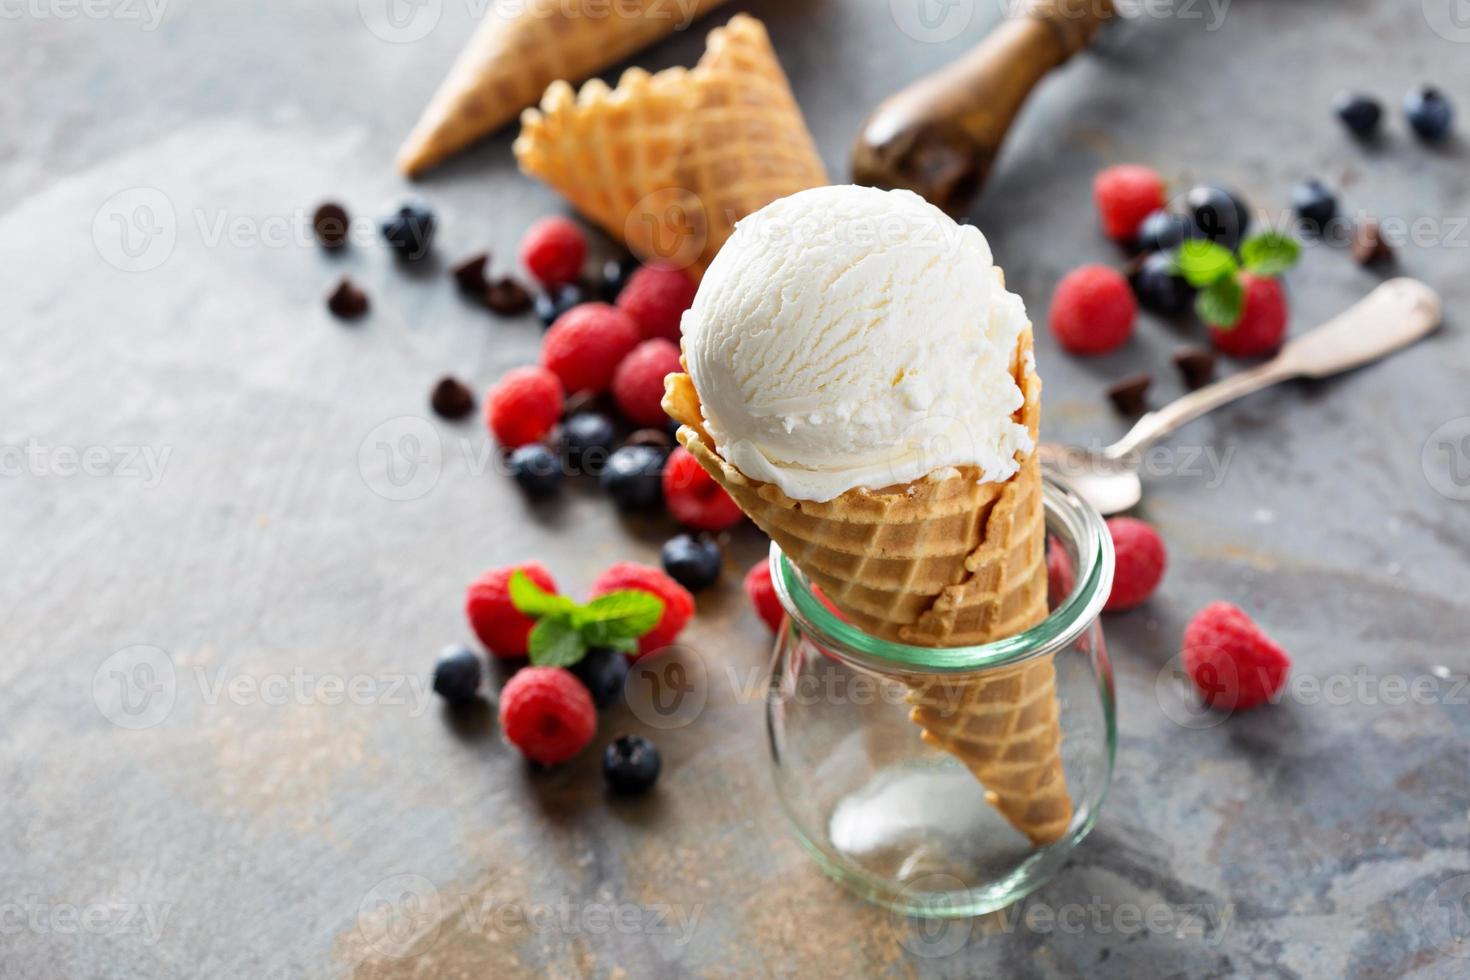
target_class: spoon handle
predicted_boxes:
[1105,277,1443,460]
[1107,359,1295,459]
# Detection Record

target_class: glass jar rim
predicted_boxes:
[770,475,1115,675]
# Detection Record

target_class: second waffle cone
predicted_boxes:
[664,315,1073,845]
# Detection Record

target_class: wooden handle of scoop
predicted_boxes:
[852,0,1115,214]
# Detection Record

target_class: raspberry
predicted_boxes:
[1104,517,1166,612]
[744,561,782,633]
[662,447,744,532]
[1210,273,1288,357]
[1049,265,1136,355]
[465,563,559,658]
[519,217,587,288]
[1094,164,1166,242]
[497,666,597,764]
[485,366,564,448]
[590,562,695,658]
[616,265,698,342]
[541,303,641,394]
[1047,538,1076,606]
[1181,602,1291,711]
[612,338,682,428]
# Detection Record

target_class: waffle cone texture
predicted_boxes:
[663,322,1073,845]
[514,14,829,280]
[398,0,732,175]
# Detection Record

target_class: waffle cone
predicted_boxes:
[514,14,828,279]
[663,320,1073,845]
[397,0,732,176]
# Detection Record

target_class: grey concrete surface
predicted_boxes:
[2,0,1468,977]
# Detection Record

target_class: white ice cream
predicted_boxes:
[681,185,1034,503]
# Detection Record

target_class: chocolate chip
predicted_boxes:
[1352,220,1394,266]
[1171,348,1216,391]
[1106,374,1151,416]
[562,390,610,419]
[326,276,369,319]
[431,377,476,420]
[485,277,533,315]
[452,252,489,293]
[313,202,350,249]
[624,428,673,451]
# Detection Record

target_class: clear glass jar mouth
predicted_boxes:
[770,475,1115,675]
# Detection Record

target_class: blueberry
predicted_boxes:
[1135,210,1197,253]
[571,647,630,710]
[432,645,482,705]
[561,412,618,476]
[598,257,639,302]
[661,534,722,592]
[1184,185,1251,251]
[379,199,436,259]
[1334,92,1382,139]
[535,283,586,328]
[600,445,665,510]
[1291,178,1338,235]
[603,734,661,795]
[1130,252,1194,317]
[509,443,563,497]
[1404,86,1454,142]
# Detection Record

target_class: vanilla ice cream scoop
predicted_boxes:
[680,185,1034,503]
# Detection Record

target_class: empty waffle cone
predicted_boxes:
[397,0,732,176]
[663,318,1073,846]
[514,14,828,280]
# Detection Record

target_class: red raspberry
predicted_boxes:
[497,666,597,764]
[590,562,695,658]
[662,447,744,532]
[744,561,782,633]
[1094,164,1166,242]
[519,217,586,288]
[465,563,559,658]
[541,303,641,395]
[1210,273,1288,357]
[1181,602,1291,711]
[485,366,564,448]
[616,265,698,342]
[1047,538,1076,606]
[612,338,682,428]
[1049,265,1136,355]
[1104,516,1167,612]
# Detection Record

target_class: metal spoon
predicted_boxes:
[1039,278,1444,515]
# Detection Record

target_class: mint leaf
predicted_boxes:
[1196,277,1245,328]
[576,591,665,636]
[527,616,586,668]
[1175,240,1238,287]
[509,570,575,619]
[1239,232,1300,276]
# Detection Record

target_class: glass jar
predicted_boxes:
[766,476,1116,918]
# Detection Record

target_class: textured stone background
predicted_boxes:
[2,0,1468,977]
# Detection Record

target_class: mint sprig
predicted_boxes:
[1172,231,1300,329]
[509,570,664,667]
